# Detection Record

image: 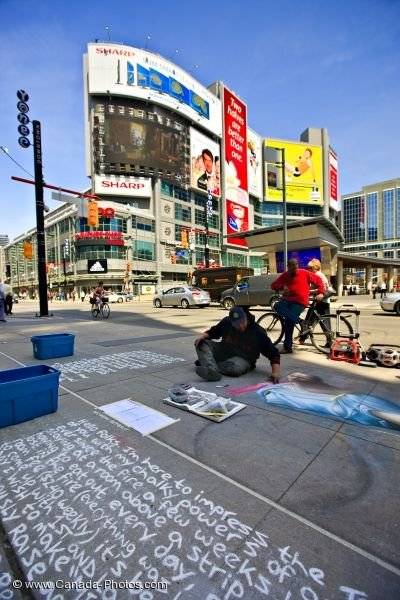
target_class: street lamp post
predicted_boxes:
[266,146,287,270]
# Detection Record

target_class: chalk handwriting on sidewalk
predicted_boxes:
[52,350,185,381]
[0,421,368,600]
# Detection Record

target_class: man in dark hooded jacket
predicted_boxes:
[194,307,280,382]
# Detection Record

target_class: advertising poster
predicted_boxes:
[190,128,221,197]
[226,201,249,245]
[329,148,338,210]
[247,128,263,198]
[224,88,248,195]
[223,88,249,247]
[265,139,323,204]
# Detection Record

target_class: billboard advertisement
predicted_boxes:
[93,98,191,182]
[329,148,338,210]
[247,128,263,198]
[190,128,220,196]
[94,175,151,197]
[223,88,248,195]
[265,139,323,204]
[226,201,249,241]
[223,87,249,247]
[87,44,222,136]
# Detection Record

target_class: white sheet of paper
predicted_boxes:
[100,399,178,434]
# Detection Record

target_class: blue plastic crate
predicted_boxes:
[31,333,75,360]
[0,365,61,428]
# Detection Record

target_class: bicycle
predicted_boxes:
[256,297,353,354]
[91,296,110,319]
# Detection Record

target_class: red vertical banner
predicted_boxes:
[223,88,248,193]
[329,149,338,211]
[223,87,248,247]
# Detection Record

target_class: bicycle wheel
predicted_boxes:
[256,311,284,345]
[310,314,353,354]
[91,304,99,318]
[101,303,110,319]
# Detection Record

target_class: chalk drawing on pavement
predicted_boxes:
[53,350,185,382]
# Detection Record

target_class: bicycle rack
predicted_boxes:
[330,304,362,364]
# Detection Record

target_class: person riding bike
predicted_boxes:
[271,259,325,354]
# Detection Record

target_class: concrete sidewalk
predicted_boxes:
[0,302,399,599]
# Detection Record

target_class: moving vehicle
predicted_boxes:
[153,286,210,308]
[191,266,254,302]
[380,292,400,315]
[220,274,279,310]
[106,291,134,303]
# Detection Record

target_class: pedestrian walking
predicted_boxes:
[0,279,6,322]
[81,290,86,303]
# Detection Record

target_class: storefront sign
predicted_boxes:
[88,259,108,273]
[75,231,124,243]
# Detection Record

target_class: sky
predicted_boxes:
[1,0,399,241]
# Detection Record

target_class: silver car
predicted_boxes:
[380,292,400,315]
[153,285,210,308]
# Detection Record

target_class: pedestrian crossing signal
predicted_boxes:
[87,201,99,227]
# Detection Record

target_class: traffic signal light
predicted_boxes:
[23,241,33,259]
[87,201,99,227]
[181,230,188,248]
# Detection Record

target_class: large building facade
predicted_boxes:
[341,177,400,287]
[3,42,338,297]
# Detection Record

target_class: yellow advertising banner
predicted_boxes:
[265,139,323,204]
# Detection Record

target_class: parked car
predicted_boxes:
[380,292,400,315]
[220,274,280,310]
[153,286,210,308]
[106,291,134,303]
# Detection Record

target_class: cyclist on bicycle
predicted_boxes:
[294,258,330,346]
[271,259,325,354]
[94,281,105,303]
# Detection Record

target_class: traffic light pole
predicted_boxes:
[33,120,49,317]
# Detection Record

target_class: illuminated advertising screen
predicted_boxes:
[275,248,321,273]
[329,148,338,210]
[247,128,263,198]
[265,139,323,204]
[87,44,222,136]
[190,128,221,196]
[93,98,190,183]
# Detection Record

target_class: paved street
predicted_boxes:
[0,297,399,599]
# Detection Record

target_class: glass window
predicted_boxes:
[133,240,155,261]
[132,215,155,233]
[383,189,394,239]
[367,193,378,241]
[343,196,366,243]
[397,188,400,237]
[175,204,192,223]
[76,245,126,260]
